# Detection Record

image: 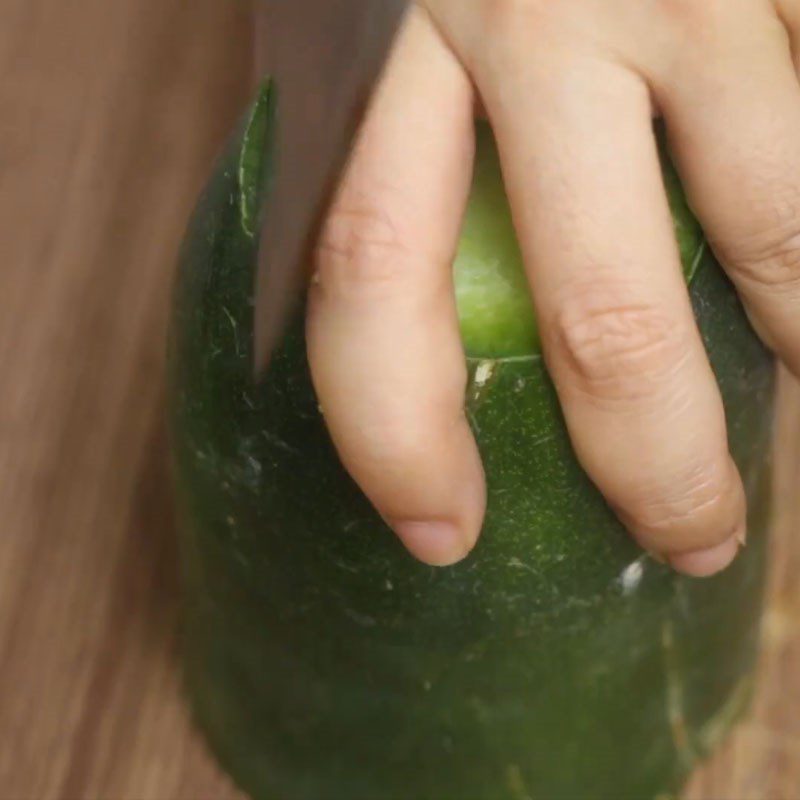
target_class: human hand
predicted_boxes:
[305,0,800,576]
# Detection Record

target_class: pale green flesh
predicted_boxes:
[454,122,704,359]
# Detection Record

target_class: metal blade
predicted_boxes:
[252,0,408,375]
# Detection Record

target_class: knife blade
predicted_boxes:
[252,0,409,376]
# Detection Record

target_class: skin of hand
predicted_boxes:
[304,0,800,577]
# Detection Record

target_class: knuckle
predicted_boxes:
[350,410,456,479]
[477,0,552,53]
[329,400,424,476]
[550,283,686,403]
[480,0,542,27]
[359,416,426,466]
[623,460,738,548]
[656,0,718,25]
[653,0,765,62]
[724,226,800,296]
[655,0,729,44]
[316,202,413,298]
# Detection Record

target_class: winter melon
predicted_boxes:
[169,81,774,800]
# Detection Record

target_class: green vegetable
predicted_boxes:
[169,81,774,800]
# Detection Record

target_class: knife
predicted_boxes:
[253,0,409,376]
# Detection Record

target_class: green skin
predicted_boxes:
[169,83,775,800]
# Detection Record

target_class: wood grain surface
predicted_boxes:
[0,0,798,798]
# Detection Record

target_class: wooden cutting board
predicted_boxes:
[0,0,798,797]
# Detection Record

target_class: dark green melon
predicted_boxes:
[168,82,775,800]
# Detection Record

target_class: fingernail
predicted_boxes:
[391,520,468,567]
[667,532,742,578]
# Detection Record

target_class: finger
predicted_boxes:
[306,9,484,567]
[650,3,800,376]
[475,49,745,574]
